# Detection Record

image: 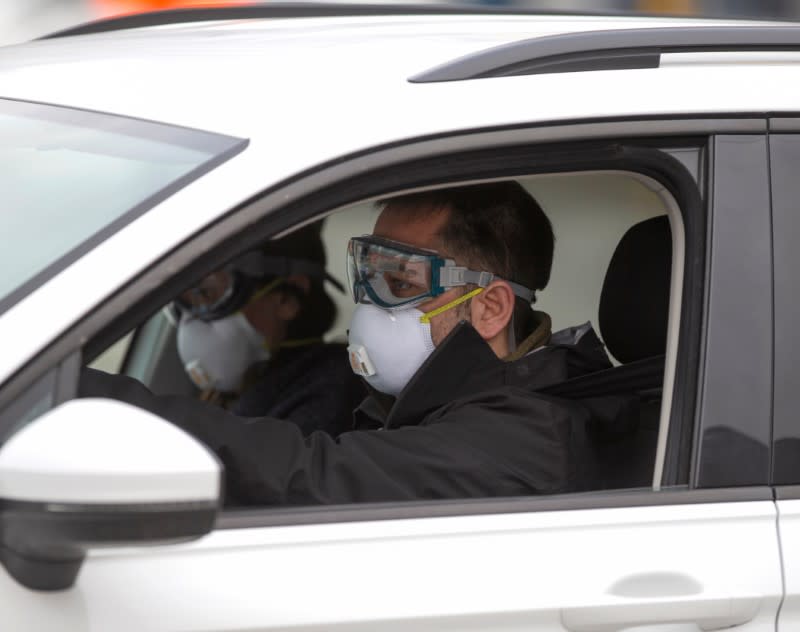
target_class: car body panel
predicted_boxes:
[1,500,783,631]
[777,498,800,630]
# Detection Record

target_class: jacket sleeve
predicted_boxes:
[233,358,363,437]
[79,369,572,505]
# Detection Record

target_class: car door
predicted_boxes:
[0,122,783,631]
[769,123,800,630]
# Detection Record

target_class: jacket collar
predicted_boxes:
[386,312,570,428]
[384,322,500,428]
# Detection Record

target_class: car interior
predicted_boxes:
[88,170,678,500]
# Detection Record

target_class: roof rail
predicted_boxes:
[410,26,800,83]
[38,4,778,41]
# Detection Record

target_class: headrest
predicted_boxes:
[599,215,672,364]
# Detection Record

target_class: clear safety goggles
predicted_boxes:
[346,235,534,309]
[176,268,254,321]
[176,252,343,321]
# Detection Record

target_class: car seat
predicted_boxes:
[545,214,672,491]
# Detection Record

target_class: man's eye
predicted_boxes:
[388,278,412,291]
[383,273,422,297]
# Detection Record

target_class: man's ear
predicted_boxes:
[469,280,515,344]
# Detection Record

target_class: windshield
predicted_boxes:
[0,98,246,315]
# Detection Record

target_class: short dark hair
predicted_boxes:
[380,181,554,293]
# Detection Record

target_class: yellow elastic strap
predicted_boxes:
[279,337,323,349]
[247,277,285,303]
[419,287,484,324]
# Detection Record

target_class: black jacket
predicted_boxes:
[79,321,628,505]
[233,343,365,437]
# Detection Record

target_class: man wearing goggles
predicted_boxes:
[81,181,626,505]
[345,234,538,397]
[171,222,363,437]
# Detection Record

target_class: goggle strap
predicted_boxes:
[419,287,484,324]
[445,268,535,303]
[508,281,535,303]
[458,269,495,288]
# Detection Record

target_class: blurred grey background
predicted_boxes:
[2,0,800,46]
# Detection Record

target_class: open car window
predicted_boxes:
[93,165,685,504]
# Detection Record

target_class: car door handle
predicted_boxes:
[561,572,760,632]
[562,597,760,631]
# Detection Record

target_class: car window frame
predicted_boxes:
[690,133,774,488]
[0,116,766,520]
[768,118,800,489]
[0,351,78,448]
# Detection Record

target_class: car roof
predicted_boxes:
[3,10,795,187]
[0,12,788,139]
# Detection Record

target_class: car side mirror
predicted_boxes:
[0,398,221,591]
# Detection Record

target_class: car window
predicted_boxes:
[89,332,134,374]
[318,172,677,495]
[0,98,246,316]
[87,164,685,504]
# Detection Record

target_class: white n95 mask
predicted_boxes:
[347,303,435,397]
[177,312,270,393]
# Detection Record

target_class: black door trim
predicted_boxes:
[219,486,774,530]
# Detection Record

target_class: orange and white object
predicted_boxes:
[92,0,253,18]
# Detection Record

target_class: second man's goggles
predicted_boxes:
[347,235,534,309]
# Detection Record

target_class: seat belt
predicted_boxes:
[541,355,666,399]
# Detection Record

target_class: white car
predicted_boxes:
[0,5,798,630]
